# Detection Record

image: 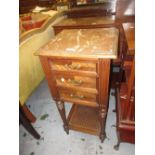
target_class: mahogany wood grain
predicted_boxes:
[97,59,111,142]
[114,58,135,150]
[122,23,135,56]
[116,0,135,21]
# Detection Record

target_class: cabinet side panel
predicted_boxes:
[98,59,111,109]
[39,56,59,101]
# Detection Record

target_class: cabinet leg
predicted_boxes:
[99,132,105,143]
[20,104,36,123]
[56,101,69,135]
[114,141,120,150]
[114,130,121,150]
[99,109,106,143]
[63,124,69,135]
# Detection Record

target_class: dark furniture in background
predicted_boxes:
[114,22,135,150]
[37,0,54,7]
[19,0,55,14]
[19,104,40,139]
[19,0,37,14]
[114,58,135,150]
[116,0,135,23]
[122,22,135,60]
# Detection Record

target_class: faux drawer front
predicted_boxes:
[56,75,96,90]
[59,90,98,107]
[50,60,96,72]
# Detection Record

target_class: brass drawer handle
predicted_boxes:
[60,77,65,82]
[70,93,84,99]
[60,78,83,86]
[64,64,81,70]
[67,78,82,85]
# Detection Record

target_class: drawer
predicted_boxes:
[50,60,96,72]
[59,90,97,107]
[55,75,96,90]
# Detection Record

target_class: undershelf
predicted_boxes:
[67,104,100,136]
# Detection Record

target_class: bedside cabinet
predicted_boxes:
[35,28,118,142]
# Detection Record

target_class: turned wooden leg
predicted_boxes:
[114,130,121,150]
[99,108,106,143]
[20,104,36,123]
[56,101,69,134]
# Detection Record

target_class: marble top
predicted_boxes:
[54,16,115,26]
[35,28,118,59]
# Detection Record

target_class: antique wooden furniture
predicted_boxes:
[114,58,135,150]
[35,28,119,142]
[116,0,135,23]
[53,16,116,35]
[122,22,135,60]
[114,22,135,150]
[53,16,125,87]
[69,0,116,14]
[19,0,37,14]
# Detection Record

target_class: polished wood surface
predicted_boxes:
[53,16,117,35]
[36,28,118,142]
[116,0,135,20]
[122,23,135,56]
[55,16,116,26]
[114,59,135,150]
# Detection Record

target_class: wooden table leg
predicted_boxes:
[20,108,40,139]
[99,108,106,143]
[114,130,120,150]
[56,101,69,134]
[20,104,36,123]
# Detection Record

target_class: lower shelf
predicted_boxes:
[67,104,101,136]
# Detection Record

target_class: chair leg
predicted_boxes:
[21,104,36,123]
[20,109,40,139]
